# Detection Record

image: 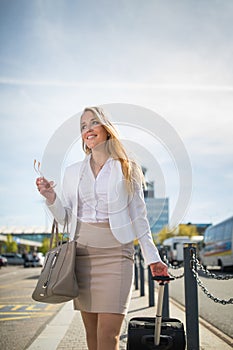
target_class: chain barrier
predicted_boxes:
[163,256,184,279]
[192,254,233,280]
[168,270,185,279]
[191,253,233,305]
[163,256,183,269]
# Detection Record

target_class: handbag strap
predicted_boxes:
[50,219,59,249]
[63,210,79,241]
[49,209,69,249]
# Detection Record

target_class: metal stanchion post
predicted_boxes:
[184,244,200,350]
[139,249,145,296]
[134,252,139,290]
[160,246,170,318]
[148,266,155,306]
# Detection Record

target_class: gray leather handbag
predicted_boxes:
[32,212,78,304]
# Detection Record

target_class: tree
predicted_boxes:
[178,224,198,237]
[157,226,176,244]
[157,224,199,244]
[4,234,18,253]
[40,237,51,255]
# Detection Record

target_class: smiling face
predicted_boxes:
[81,110,108,150]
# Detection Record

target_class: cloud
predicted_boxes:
[0,77,233,91]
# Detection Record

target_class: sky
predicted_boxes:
[0,0,233,230]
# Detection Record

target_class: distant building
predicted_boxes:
[145,197,169,237]
[142,167,169,241]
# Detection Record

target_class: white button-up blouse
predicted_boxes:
[47,156,161,265]
[77,158,111,222]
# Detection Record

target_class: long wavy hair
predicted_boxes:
[81,106,145,193]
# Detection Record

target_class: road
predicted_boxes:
[0,266,62,350]
[167,267,233,339]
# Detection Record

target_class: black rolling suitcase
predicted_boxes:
[127,276,186,350]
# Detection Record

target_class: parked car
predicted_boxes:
[1,253,24,265]
[23,252,40,268]
[0,255,8,267]
[37,252,45,267]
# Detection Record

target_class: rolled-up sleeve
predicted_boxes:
[128,182,162,265]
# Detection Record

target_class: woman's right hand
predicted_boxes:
[36,177,56,204]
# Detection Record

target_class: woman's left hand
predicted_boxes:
[150,261,169,278]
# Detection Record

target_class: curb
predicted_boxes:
[170,297,233,348]
[27,301,75,350]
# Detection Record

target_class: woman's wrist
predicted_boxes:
[150,261,169,276]
[46,192,56,205]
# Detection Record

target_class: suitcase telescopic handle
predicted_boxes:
[152,276,174,346]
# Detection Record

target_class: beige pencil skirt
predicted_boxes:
[73,221,134,315]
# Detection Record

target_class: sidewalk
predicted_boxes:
[27,287,233,350]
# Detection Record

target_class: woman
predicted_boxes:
[36,106,169,350]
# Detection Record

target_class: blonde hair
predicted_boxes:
[81,106,145,192]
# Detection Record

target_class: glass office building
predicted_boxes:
[143,167,169,241]
[145,197,169,236]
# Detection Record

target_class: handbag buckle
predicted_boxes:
[42,282,48,289]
